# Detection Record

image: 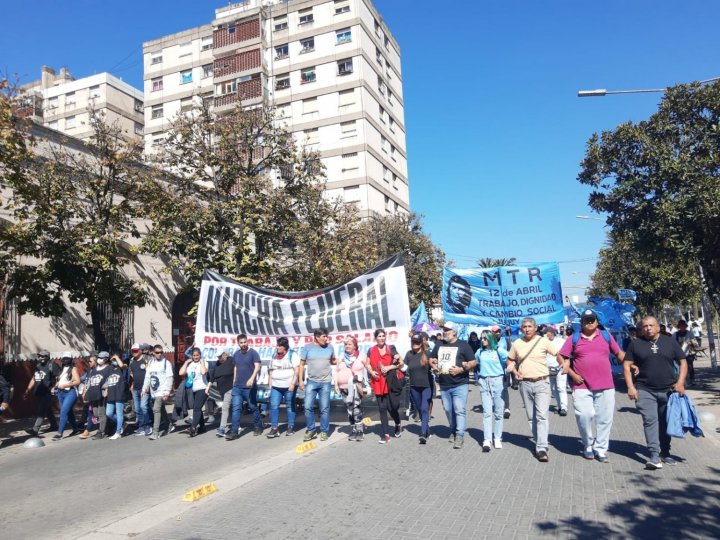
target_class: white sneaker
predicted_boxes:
[108,433,121,440]
[494,439,502,449]
[482,440,491,452]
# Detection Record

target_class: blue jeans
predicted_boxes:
[57,389,78,434]
[106,401,124,435]
[269,386,297,429]
[409,386,432,436]
[440,384,469,438]
[132,388,152,429]
[231,386,261,433]
[304,380,331,434]
[479,375,505,442]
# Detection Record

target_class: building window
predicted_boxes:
[383,165,391,183]
[89,85,101,99]
[134,99,143,113]
[180,97,194,112]
[392,173,398,189]
[304,128,319,145]
[379,105,387,123]
[180,70,193,84]
[384,35,390,50]
[336,28,352,44]
[65,115,76,129]
[151,105,163,119]
[275,44,288,59]
[343,185,360,203]
[201,37,212,51]
[376,47,382,65]
[301,67,316,84]
[275,76,290,90]
[385,195,392,212]
[387,90,394,105]
[219,80,237,94]
[152,135,164,147]
[274,16,288,31]
[374,19,380,36]
[389,116,396,133]
[202,64,213,79]
[391,145,397,161]
[381,136,388,152]
[337,58,353,76]
[342,152,359,172]
[65,92,76,107]
[300,37,314,53]
[47,96,58,109]
[202,91,214,108]
[179,42,192,58]
[302,97,318,115]
[298,8,314,25]
[48,120,58,130]
[340,120,357,137]
[134,122,143,135]
[151,52,162,64]
[152,77,163,92]
[335,1,350,15]
[338,88,355,107]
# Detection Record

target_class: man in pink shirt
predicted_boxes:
[557,309,625,463]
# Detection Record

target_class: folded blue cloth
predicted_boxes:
[667,392,704,438]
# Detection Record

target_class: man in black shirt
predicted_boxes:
[430,322,476,449]
[24,350,59,436]
[129,343,153,436]
[623,316,687,470]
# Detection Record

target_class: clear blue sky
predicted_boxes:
[2,0,719,299]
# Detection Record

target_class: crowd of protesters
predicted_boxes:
[6,313,694,469]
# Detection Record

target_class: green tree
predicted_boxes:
[578,80,720,313]
[587,231,701,314]
[141,102,372,291]
[0,97,147,350]
[477,257,517,268]
[365,212,445,310]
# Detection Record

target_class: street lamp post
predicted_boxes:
[578,77,719,369]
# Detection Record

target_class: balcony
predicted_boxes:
[213,49,261,78]
[213,17,260,49]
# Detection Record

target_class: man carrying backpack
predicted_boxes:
[557,309,624,463]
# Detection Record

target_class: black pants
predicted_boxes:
[33,393,58,431]
[376,392,401,437]
[687,354,696,381]
[191,390,207,430]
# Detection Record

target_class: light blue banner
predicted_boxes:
[587,296,636,330]
[443,262,564,327]
[617,288,637,301]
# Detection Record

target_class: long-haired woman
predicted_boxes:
[404,333,434,444]
[475,330,508,451]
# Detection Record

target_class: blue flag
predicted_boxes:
[442,262,564,327]
[617,289,637,302]
[587,296,637,330]
[410,301,429,327]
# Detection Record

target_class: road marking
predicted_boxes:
[182,482,218,502]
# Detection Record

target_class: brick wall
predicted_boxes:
[213,17,260,49]
[214,49,261,78]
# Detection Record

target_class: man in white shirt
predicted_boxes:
[544,327,567,416]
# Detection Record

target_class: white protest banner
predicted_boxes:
[195,255,411,364]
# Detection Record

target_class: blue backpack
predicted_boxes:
[571,329,613,362]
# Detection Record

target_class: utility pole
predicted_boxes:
[698,265,717,370]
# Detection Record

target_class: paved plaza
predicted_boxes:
[1,361,719,540]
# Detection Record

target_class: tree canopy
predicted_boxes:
[578,80,720,313]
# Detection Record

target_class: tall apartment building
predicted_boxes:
[142,0,409,217]
[20,66,145,142]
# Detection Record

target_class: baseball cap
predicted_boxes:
[98,351,110,359]
[131,343,141,351]
[490,325,501,332]
[38,350,51,357]
[442,321,459,331]
[580,309,598,320]
[61,351,73,359]
[410,333,422,344]
[419,331,429,340]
